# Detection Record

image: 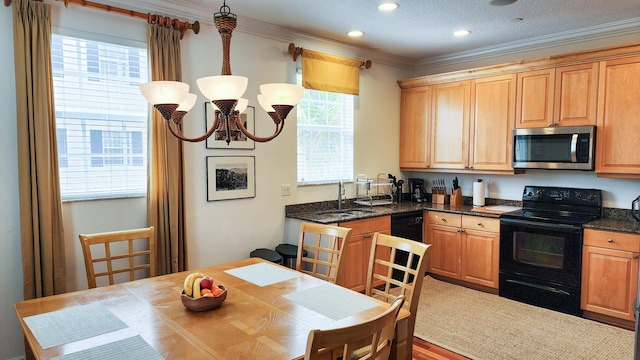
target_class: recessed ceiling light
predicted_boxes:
[453,30,471,37]
[488,0,517,6]
[348,30,364,37]
[378,2,399,11]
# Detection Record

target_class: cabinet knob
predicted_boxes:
[607,239,614,243]
[461,229,464,232]
[477,222,482,226]
[441,218,447,222]
[634,254,639,259]
[547,123,553,127]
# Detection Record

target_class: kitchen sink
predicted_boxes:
[314,209,377,220]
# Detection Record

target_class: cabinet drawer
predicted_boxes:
[462,215,500,233]
[584,229,640,252]
[339,215,390,235]
[426,211,462,227]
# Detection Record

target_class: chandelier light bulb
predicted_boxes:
[139,81,189,105]
[196,75,248,102]
[235,98,249,113]
[260,83,305,106]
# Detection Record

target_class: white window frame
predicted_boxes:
[296,72,354,185]
[52,30,149,201]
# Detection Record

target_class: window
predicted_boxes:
[296,72,354,184]
[52,33,149,201]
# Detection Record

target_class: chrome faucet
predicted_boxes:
[338,180,344,211]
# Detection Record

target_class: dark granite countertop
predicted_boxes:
[286,201,502,224]
[286,198,640,235]
[584,218,640,235]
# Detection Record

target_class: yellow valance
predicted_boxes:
[301,49,363,95]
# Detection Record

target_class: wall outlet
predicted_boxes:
[281,184,291,196]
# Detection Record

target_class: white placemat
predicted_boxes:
[283,283,381,320]
[224,262,301,287]
[23,303,128,349]
[51,335,164,360]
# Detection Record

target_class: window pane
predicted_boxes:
[53,34,149,201]
[297,73,354,184]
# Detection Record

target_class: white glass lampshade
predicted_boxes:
[235,98,249,114]
[139,81,189,105]
[177,93,197,112]
[259,83,304,106]
[257,94,275,112]
[196,75,248,101]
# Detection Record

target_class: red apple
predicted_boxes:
[199,276,214,290]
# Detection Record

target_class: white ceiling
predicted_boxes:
[96,0,640,65]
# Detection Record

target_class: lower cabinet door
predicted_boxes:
[461,229,499,288]
[427,224,461,279]
[581,245,639,321]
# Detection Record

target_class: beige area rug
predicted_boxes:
[413,276,635,360]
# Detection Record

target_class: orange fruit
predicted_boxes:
[201,292,214,298]
[200,288,212,297]
[211,287,224,297]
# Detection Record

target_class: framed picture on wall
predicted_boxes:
[206,156,256,201]
[204,102,255,150]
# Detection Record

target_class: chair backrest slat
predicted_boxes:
[296,222,352,284]
[79,226,156,289]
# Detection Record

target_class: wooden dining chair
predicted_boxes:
[304,295,405,360]
[365,232,431,353]
[296,222,352,284]
[79,226,156,289]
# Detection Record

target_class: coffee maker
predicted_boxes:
[409,178,428,203]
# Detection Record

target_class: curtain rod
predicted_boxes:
[288,43,373,69]
[5,0,200,39]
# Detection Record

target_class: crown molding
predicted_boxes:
[415,17,640,73]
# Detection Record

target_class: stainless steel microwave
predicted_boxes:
[512,126,596,170]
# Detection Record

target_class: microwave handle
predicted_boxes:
[570,133,578,163]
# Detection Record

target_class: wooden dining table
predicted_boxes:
[15,257,409,360]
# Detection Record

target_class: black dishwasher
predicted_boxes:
[390,211,424,281]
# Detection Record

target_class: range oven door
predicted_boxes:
[499,217,584,315]
[499,218,583,286]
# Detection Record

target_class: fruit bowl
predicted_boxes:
[181,285,227,312]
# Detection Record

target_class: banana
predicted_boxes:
[192,277,203,299]
[183,272,204,297]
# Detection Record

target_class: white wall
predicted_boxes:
[0,4,24,359]
[406,171,639,209]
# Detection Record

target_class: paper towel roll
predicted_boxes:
[473,180,485,206]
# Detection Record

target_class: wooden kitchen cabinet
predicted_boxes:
[400,86,432,169]
[554,62,599,127]
[515,63,599,128]
[338,216,390,292]
[469,74,516,171]
[425,211,500,288]
[595,55,640,179]
[581,229,640,321]
[430,81,470,170]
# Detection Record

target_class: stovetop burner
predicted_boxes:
[501,185,602,226]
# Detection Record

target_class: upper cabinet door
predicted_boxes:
[596,55,640,178]
[399,86,432,169]
[515,69,555,128]
[554,62,599,127]
[469,74,516,171]
[431,81,470,169]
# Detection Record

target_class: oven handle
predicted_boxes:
[506,279,571,296]
[500,218,583,233]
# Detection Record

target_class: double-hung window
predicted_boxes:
[296,72,354,184]
[52,33,149,201]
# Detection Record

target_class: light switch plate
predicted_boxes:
[281,184,291,196]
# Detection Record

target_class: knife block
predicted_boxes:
[432,193,450,204]
[450,188,463,206]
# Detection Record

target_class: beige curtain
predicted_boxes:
[13,0,66,299]
[146,24,187,274]
[301,49,362,95]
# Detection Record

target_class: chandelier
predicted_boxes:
[139,1,304,143]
